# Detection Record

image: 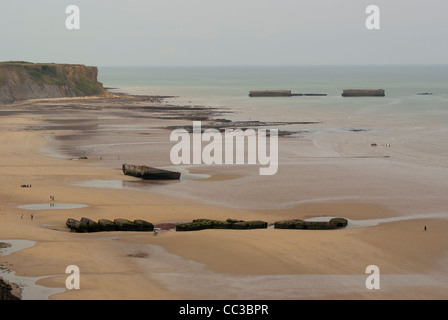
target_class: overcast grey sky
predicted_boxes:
[1,0,447,66]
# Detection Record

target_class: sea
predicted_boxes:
[97,65,448,130]
[86,65,448,211]
[97,65,448,159]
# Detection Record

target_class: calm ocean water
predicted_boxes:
[86,66,448,210]
[98,65,448,123]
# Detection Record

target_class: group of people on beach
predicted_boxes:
[20,213,33,220]
[20,184,32,188]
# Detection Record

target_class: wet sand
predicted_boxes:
[1,95,448,300]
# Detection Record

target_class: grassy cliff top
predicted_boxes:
[0,61,106,98]
[0,61,85,66]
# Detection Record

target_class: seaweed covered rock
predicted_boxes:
[274,219,304,229]
[80,217,100,232]
[176,218,268,232]
[274,218,348,230]
[66,218,154,233]
[232,220,268,230]
[98,219,117,232]
[329,218,348,228]
[66,218,81,231]
[114,219,138,231]
[134,220,155,232]
[175,219,226,231]
[295,221,334,230]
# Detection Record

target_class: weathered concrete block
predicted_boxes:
[80,217,100,232]
[114,218,138,231]
[98,219,117,232]
[134,219,154,232]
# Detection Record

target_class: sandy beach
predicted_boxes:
[1,94,448,300]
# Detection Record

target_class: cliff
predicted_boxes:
[0,61,108,104]
[0,278,20,300]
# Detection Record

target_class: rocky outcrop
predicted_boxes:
[176,218,268,231]
[0,61,108,104]
[134,219,156,231]
[98,219,117,231]
[274,218,348,230]
[0,278,20,300]
[67,217,154,233]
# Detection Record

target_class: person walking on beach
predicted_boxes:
[31,214,34,220]
[424,225,427,231]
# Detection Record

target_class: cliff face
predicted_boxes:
[0,62,108,104]
[0,278,20,300]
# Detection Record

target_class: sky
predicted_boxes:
[0,0,447,67]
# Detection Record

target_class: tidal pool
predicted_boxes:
[0,240,65,300]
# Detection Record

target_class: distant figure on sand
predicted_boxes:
[153,229,159,236]
[424,225,427,231]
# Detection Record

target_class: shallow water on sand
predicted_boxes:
[306,212,448,229]
[41,65,448,216]
[126,243,448,299]
[0,240,65,300]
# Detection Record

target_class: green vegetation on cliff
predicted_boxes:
[0,61,107,104]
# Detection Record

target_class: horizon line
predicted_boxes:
[96,63,448,68]
[2,61,448,68]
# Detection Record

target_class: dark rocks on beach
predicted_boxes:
[176,218,268,232]
[80,217,100,232]
[67,216,347,233]
[328,218,349,228]
[273,219,303,229]
[0,278,20,300]
[134,219,155,232]
[232,220,269,230]
[66,217,100,233]
[114,219,138,231]
[0,242,12,249]
[98,219,117,232]
[66,218,154,233]
[66,218,82,232]
[274,218,348,230]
